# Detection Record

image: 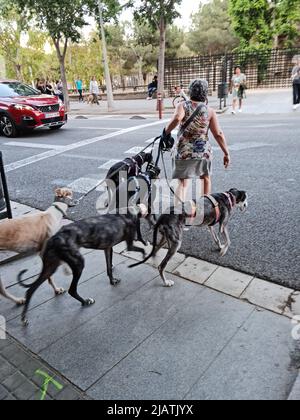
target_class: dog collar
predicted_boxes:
[223,193,235,210]
[52,204,67,217]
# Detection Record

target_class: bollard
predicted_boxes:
[157,93,163,120]
[0,152,12,220]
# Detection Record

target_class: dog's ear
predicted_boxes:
[54,188,73,199]
[54,188,63,198]
[229,189,247,203]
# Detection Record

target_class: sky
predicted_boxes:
[120,0,203,28]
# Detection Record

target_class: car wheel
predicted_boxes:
[0,115,18,138]
[49,125,63,131]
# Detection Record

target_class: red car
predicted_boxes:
[0,80,67,138]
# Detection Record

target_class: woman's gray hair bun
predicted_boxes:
[189,79,209,102]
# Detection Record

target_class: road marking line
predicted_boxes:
[72,127,124,130]
[5,119,168,173]
[124,146,153,154]
[67,177,101,194]
[98,159,120,170]
[4,142,64,150]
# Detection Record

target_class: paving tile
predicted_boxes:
[40,274,206,391]
[7,261,158,353]
[2,371,27,392]
[13,379,40,400]
[241,278,292,314]
[87,287,254,400]
[0,358,15,380]
[289,374,300,400]
[173,257,218,285]
[186,309,293,401]
[205,267,254,298]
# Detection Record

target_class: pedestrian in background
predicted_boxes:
[45,80,54,96]
[147,75,158,100]
[75,78,84,103]
[36,79,46,95]
[230,66,247,114]
[90,76,100,105]
[54,80,64,102]
[292,58,300,111]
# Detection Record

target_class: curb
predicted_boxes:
[3,203,300,321]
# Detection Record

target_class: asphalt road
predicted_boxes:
[1,112,299,289]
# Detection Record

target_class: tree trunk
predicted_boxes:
[137,58,144,85]
[54,40,70,112]
[157,16,166,110]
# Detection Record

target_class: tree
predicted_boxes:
[0,0,27,80]
[186,0,239,55]
[273,0,300,48]
[165,26,185,60]
[16,0,88,110]
[134,0,183,105]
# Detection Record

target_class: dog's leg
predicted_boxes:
[105,248,121,286]
[66,254,95,307]
[21,256,61,325]
[158,242,181,287]
[39,252,65,296]
[127,243,146,257]
[136,219,148,246]
[209,226,223,250]
[48,277,65,296]
[220,225,231,257]
[0,276,25,305]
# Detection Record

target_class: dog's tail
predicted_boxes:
[129,221,161,268]
[17,270,35,289]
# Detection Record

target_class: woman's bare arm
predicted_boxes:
[165,103,185,134]
[209,109,231,168]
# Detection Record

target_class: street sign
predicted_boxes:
[0,152,12,220]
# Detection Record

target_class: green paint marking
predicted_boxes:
[35,369,63,400]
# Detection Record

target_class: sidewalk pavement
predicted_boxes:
[69,95,222,117]
[1,202,300,400]
[69,89,297,118]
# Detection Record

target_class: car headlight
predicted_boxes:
[12,104,35,111]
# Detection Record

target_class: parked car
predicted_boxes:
[0,80,67,138]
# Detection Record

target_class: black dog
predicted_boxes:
[18,206,147,325]
[108,162,161,245]
[130,189,248,287]
[106,152,153,206]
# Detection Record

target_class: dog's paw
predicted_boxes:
[164,280,175,287]
[110,278,121,287]
[16,298,26,306]
[83,298,95,306]
[22,318,29,327]
[220,246,229,257]
[55,288,65,296]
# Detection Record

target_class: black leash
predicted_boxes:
[75,136,162,205]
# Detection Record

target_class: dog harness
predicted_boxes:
[204,195,221,226]
[122,157,140,177]
[223,192,234,210]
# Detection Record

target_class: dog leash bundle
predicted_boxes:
[75,136,162,205]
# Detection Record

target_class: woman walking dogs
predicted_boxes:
[162,79,230,201]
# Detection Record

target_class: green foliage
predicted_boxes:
[229,0,300,51]
[16,0,88,46]
[186,0,239,55]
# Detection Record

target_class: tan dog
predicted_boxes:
[0,188,73,305]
